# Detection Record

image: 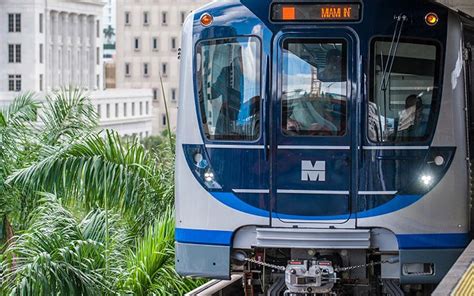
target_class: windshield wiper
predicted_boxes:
[380,14,408,92]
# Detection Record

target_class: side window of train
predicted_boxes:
[281,39,348,137]
[369,38,441,143]
[196,37,261,141]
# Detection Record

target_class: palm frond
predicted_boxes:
[1,194,128,295]
[0,92,39,129]
[8,130,155,218]
[120,207,205,295]
[40,88,98,145]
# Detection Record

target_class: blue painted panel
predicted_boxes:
[276,150,351,191]
[176,228,233,246]
[397,233,471,249]
[276,194,350,217]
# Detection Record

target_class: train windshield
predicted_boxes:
[369,39,440,142]
[196,37,261,141]
[281,39,348,136]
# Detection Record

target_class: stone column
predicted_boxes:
[80,14,87,89]
[71,14,78,86]
[51,11,59,89]
[89,15,96,90]
[62,13,69,86]
[46,11,51,91]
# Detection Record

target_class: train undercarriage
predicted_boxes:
[188,248,437,296]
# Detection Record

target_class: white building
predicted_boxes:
[0,0,104,93]
[115,0,210,135]
[0,0,152,138]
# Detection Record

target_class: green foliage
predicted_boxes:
[1,90,205,295]
[39,88,98,146]
[1,194,129,295]
[121,207,205,295]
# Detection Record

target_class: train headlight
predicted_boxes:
[425,13,439,26]
[420,175,433,186]
[204,171,215,182]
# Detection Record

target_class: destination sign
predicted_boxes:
[272,3,361,22]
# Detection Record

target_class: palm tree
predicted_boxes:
[103,25,115,44]
[120,207,206,295]
[1,194,129,295]
[2,90,204,294]
[0,93,40,244]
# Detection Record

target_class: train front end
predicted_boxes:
[175,0,471,294]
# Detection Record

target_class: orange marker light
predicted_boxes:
[425,12,439,26]
[282,6,296,20]
[200,13,213,27]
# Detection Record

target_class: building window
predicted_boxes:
[146,101,149,114]
[143,63,149,77]
[134,37,140,51]
[97,104,101,118]
[161,63,168,76]
[8,75,21,91]
[171,88,177,101]
[125,12,131,25]
[8,44,21,63]
[106,104,110,118]
[96,20,100,38]
[152,37,158,51]
[143,11,149,25]
[115,103,119,117]
[39,74,43,91]
[140,102,143,115]
[8,14,21,32]
[96,74,100,89]
[162,11,167,25]
[124,102,128,117]
[132,102,135,116]
[171,37,177,51]
[162,114,167,126]
[125,63,131,76]
[39,13,43,33]
[181,11,186,25]
[96,47,100,65]
[153,88,158,100]
[39,44,43,64]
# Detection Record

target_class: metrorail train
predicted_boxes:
[175,0,474,294]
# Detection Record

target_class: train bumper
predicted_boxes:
[175,242,231,280]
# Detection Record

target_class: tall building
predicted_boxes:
[115,0,210,135]
[0,0,152,138]
[103,0,117,60]
[0,0,104,93]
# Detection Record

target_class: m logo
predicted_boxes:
[301,160,326,182]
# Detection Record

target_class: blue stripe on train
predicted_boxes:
[175,228,470,249]
[175,228,233,246]
[211,192,422,220]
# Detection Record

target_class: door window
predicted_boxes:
[369,39,441,142]
[197,37,261,141]
[281,39,348,136]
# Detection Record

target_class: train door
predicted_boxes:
[272,30,359,226]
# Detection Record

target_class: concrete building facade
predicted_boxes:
[0,0,152,138]
[0,0,104,93]
[115,0,209,135]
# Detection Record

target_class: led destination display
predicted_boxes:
[272,3,362,22]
